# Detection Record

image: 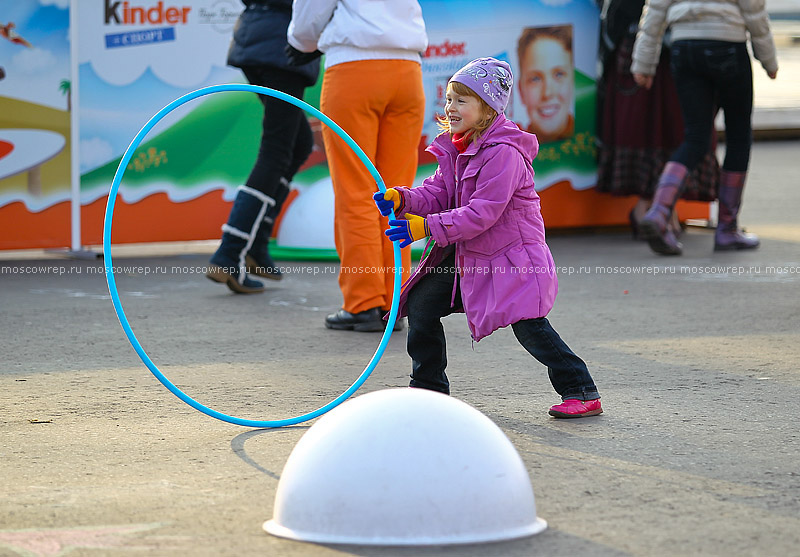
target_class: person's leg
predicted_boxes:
[243,67,311,199]
[668,42,717,172]
[245,179,289,280]
[640,40,715,256]
[629,197,651,240]
[206,185,271,293]
[715,168,759,250]
[242,68,315,279]
[709,42,759,250]
[511,318,602,417]
[407,254,459,394]
[639,161,689,255]
[373,60,425,310]
[700,42,753,174]
[285,112,314,181]
[320,61,399,319]
[209,68,311,287]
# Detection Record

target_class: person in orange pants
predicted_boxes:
[287,0,427,331]
[321,60,424,330]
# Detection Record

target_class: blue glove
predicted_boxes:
[373,189,402,216]
[385,215,428,248]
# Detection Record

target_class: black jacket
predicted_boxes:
[226,0,320,86]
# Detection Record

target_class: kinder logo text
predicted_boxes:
[105,0,191,25]
[424,40,466,58]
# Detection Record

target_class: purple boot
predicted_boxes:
[714,170,759,251]
[639,162,688,256]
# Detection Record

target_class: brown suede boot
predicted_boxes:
[639,162,688,256]
[714,170,759,251]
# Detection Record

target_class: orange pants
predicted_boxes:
[320,60,424,314]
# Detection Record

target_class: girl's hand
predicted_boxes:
[633,73,654,90]
[385,214,428,248]
[373,188,403,216]
[767,69,778,79]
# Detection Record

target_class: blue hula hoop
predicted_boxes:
[104,83,402,428]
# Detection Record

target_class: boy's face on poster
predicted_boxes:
[519,37,574,138]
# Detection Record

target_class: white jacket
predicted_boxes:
[287,0,428,69]
[631,0,778,75]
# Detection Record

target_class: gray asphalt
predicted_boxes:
[2,139,799,557]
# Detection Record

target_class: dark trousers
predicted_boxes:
[241,66,314,198]
[669,40,753,172]
[406,253,600,400]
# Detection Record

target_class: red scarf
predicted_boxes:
[451,131,473,153]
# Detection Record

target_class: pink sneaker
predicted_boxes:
[549,398,602,418]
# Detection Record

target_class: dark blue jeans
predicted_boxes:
[241,66,314,198]
[669,40,753,172]
[406,253,600,400]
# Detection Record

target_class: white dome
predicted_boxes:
[276,178,335,249]
[263,388,546,545]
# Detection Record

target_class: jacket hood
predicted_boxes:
[431,114,539,164]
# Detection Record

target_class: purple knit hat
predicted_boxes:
[449,57,513,115]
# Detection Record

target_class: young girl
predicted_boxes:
[373,57,602,418]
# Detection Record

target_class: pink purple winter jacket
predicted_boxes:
[394,114,558,341]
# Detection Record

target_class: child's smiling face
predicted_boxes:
[445,84,483,135]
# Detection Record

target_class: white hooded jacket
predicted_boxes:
[287,0,428,69]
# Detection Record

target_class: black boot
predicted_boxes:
[246,180,288,281]
[206,186,271,294]
[325,308,405,332]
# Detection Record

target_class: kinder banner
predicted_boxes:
[0,1,72,249]
[0,0,254,250]
[74,0,251,246]
[3,0,694,252]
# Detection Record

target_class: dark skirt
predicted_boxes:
[596,34,719,201]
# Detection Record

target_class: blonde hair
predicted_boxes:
[436,81,498,144]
